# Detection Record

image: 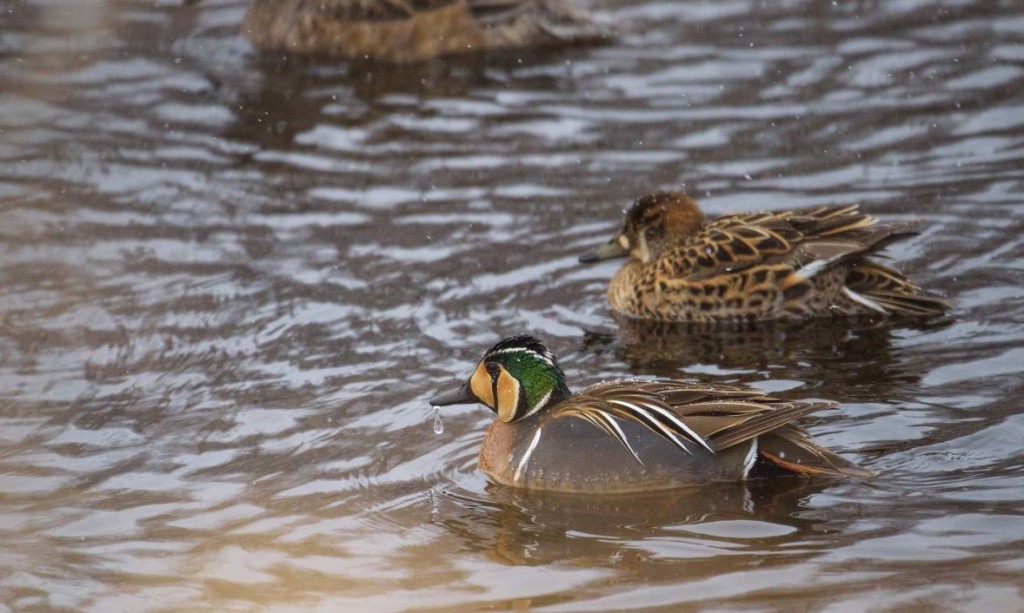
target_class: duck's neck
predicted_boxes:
[523,380,572,420]
[607,260,650,317]
[549,382,572,407]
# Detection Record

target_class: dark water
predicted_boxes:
[1,0,1023,610]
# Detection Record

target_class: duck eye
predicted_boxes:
[485,362,501,378]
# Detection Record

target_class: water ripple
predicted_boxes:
[0,0,1022,610]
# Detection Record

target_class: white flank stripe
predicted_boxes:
[513,427,543,483]
[842,286,887,313]
[742,438,759,480]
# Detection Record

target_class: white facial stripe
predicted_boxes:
[490,347,530,355]
[513,427,543,483]
[489,346,555,367]
[520,389,552,420]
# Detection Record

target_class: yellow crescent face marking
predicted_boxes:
[470,362,495,409]
[495,366,521,423]
[618,235,630,250]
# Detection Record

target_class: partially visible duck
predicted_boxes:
[239,0,612,62]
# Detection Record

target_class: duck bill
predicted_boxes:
[578,239,628,264]
[430,383,475,407]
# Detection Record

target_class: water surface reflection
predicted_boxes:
[1,0,1023,610]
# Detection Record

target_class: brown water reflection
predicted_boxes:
[1,0,1023,611]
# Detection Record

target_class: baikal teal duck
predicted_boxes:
[431,335,871,493]
[238,0,612,63]
[579,191,952,323]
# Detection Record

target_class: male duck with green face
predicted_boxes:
[432,335,871,493]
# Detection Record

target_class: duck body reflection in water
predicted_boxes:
[441,479,842,566]
[587,314,940,397]
[579,191,952,323]
[431,335,871,493]
[237,0,612,62]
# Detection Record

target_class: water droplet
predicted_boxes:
[432,406,444,434]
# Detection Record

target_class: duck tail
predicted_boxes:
[755,427,874,479]
[843,261,952,317]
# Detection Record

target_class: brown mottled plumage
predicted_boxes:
[239,0,612,62]
[579,192,952,323]
[431,335,871,493]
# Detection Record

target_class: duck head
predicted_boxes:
[430,335,572,423]
[579,191,705,264]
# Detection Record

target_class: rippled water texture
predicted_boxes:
[1,0,1023,611]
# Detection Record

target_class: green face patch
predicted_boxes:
[498,352,557,415]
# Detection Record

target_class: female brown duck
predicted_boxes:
[579,191,952,322]
[239,0,610,62]
[431,335,871,493]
